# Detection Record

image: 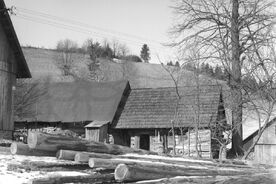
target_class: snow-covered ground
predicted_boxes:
[0,154,89,184]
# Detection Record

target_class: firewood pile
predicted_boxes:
[6,131,275,184]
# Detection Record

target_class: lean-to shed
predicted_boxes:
[85,121,109,142]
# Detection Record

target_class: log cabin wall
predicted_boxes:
[0,24,17,139]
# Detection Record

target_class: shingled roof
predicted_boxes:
[16,80,129,122]
[113,85,223,129]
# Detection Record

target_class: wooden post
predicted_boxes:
[188,128,190,157]
[134,136,140,149]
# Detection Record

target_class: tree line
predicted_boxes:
[56,39,150,63]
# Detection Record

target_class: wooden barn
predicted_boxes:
[0,0,31,139]
[243,118,276,165]
[111,85,227,158]
[15,80,130,140]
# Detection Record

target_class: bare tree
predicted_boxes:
[118,43,130,57]
[111,39,120,58]
[56,39,78,76]
[171,0,276,156]
[158,57,181,156]
[14,78,48,120]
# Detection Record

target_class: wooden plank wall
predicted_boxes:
[0,31,16,138]
[185,129,211,158]
[257,121,276,144]
[166,129,211,158]
[255,145,276,165]
[85,125,108,142]
[85,129,100,142]
[254,121,276,165]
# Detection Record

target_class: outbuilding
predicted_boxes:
[243,119,276,165]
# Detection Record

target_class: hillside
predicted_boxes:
[22,47,225,88]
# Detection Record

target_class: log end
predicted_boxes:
[10,142,17,155]
[88,158,95,168]
[114,164,130,182]
[27,132,37,149]
[56,150,62,159]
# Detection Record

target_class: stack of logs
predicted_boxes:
[9,131,269,184]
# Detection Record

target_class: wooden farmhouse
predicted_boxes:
[111,85,226,158]
[0,0,31,139]
[243,119,276,165]
[15,80,226,158]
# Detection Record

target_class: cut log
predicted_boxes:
[120,154,251,169]
[0,146,10,154]
[89,158,121,169]
[8,160,89,172]
[114,163,261,182]
[89,157,258,172]
[10,142,56,157]
[29,173,115,184]
[56,150,79,161]
[132,174,276,184]
[27,131,156,155]
[75,152,251,170]
[74,151,115,163]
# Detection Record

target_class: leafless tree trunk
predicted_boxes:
[158,56,181,156]
[170,0,276,157]
[14,78,48,120]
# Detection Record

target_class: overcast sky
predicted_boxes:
[5,0,177,63]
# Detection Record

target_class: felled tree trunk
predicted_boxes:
[74,151,115,163]
[114,163,259,182]
[56,150,80,161]
[29,173,115,184]
[27,131,156,155]
[10,142,56,157]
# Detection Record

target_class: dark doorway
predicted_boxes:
[140,134,150,150]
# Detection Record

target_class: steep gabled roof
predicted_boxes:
[0,0,31,78]
[243,117,276,144]
[112,85,223,129]
[15,80,129,122]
